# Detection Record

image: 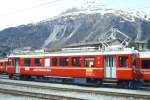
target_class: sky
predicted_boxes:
[0,0,150,30]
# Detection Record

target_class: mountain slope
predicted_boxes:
[0,2,150,51]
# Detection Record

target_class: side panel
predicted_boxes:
[6,58,15,75]
[116,54,134,80]
[139,58,150,80]
[19,55,104,79]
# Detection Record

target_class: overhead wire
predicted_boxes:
[1,0,64,16]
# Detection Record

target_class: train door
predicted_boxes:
[15,58,19,73]
[105,56,116,79]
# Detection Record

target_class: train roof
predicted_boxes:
[139,51,150,58]
[8,48,138,58]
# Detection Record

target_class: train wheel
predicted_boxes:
[117,81,128,88]
[86,78,102,85]
[119,81,137,89]
[118,80,138,89]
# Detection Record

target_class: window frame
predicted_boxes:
[44,58,50,67]
[34,58,41,67]
[118,56,128,68]
[84,56,95,67]
[71,57,82,67]
[141,59,150,69]
[59,57,69,67]
[24,58,31,67]
[52,57,58,66]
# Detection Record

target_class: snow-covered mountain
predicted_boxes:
[60,0,150,21]
[0,1,150,51]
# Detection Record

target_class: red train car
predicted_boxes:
[6,48,143,89]
[0,58,8,73]
[138,52,150,82]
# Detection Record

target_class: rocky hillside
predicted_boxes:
[0,2,150,51]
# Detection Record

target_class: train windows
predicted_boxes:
[72,57,81,66]
[24,58,31,67]
[52,58,57,66]
[35,58,41,66]
[119,56,128,67]
[60,57,68,66]
[84,57,95,67]
[142,60,150,69]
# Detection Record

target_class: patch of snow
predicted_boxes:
[42,25,65,48]
[59,0,150,22]
[64,24,82,41]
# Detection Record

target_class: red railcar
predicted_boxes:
[0,58,8,73]
[6,48,143,88]
[138,52,150,82]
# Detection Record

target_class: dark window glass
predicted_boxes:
[8,61,11,66]
[0,63,3,66]
[24,59,30,67]
[72,57,81,66]
[8,59,12,66]
[84,57,95,67]
[60,57,68,66]
[52,58,57,66]
[142,60,150,69]
[119,56,128,67]
[35,58,41,66]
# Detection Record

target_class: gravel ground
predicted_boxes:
[0,93,43,100]
[0,92,148,100]
[0,79,149,100]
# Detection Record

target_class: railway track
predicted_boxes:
[0,79,149,100]
[0,88,81,100]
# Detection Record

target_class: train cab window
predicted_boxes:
[84,57,95,67]
[35,58,41,66]
[0,63,3,66]
[142,60,150,69]
[119,56,128,67]
[72,57,81,66]
[52,58,57,66]
[60,57,69,66]
[24,59,31,67]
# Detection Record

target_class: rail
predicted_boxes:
[0,79,149,100]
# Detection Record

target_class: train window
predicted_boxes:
[119,56,128,67]
[45,58,50,67]
[60,57,69,66]
[72,57,81,66]
[35,58,41,66]
[52,58,57,66]
[84,57,95,67]
[0,63,3,66]
[142,60,150,69]
[7,59,12,66]
[7,61,11,66]
[24,59,31,67]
